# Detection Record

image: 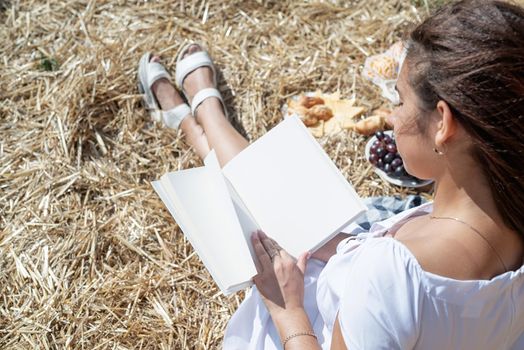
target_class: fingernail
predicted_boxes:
[306,251,312,259]
[252,231,258,239]
[259,231,267,238]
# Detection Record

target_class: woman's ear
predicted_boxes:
[434,100,457,147]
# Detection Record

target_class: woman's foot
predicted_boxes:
[175,45,249,167]
[178,44,226,122]
[149,55,210,159]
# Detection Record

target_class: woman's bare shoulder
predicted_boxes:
[394,219,501,280]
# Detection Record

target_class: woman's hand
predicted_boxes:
[251,230,310,316]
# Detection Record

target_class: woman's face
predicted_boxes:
[388,61,439,180]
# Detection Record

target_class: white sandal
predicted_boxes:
[175,43,228,118]
[137,52,192,129]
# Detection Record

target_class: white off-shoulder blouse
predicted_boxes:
[224,202,524,349]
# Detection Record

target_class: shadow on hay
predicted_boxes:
[216,66,250,141]
[69,98,124,162]
[0,0,10,12]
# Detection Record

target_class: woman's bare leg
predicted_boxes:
[180,45,249,167]
[150,56,211,159]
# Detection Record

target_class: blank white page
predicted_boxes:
[222,116,366,258]
[154,151,257,294]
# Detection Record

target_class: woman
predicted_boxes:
[138,0,524,348]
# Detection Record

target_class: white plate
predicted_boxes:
[364,131,434,188]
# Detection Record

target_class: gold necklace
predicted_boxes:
[429,215,509,273]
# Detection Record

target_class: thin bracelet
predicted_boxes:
[282,330,317,348]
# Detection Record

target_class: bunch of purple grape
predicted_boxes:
[368,131,413,179]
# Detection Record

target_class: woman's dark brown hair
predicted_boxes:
[405,0,524,236]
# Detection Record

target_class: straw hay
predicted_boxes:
[0,0,436,348]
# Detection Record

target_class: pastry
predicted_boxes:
[306,105,333,121]
[286,92,366,136]
[298,95,325,109]
[353,116,386,136]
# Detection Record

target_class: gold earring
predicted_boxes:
[433,147,445,155]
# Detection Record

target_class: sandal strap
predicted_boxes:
[162,104,191,129]
[138,52,172,121]
[146,61,171,88]
[175,51,216,91]
[191,88,226,117]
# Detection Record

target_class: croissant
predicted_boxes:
[298,96,325,109]
[306,105,333,122]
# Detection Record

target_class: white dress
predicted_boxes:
[223,203,524,349]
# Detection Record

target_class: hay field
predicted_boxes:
[1,0,435,348]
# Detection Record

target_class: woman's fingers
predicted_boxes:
[296,251,310,275]
[251,231,308,311]
[258,231,274,250]
[259,231,281,261]
[251,231,271,271]
[267,236,283,251]
[254,230,308,271]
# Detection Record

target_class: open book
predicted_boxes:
[152,116,366,295]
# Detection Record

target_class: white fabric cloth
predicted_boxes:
[223,202,524,349]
